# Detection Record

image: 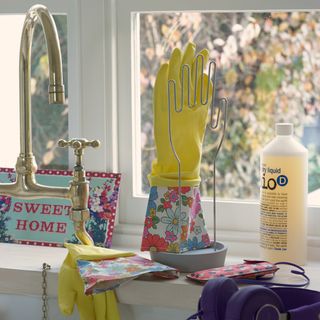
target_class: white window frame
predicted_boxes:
[114,0,320,256]
[1,0,319,257]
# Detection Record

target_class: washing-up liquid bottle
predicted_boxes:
[260,123,308,265]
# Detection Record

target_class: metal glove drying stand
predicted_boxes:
[151,54,229,273]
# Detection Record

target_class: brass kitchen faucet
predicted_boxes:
[0,5,98,245]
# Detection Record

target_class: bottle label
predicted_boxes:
[260,156,306,252]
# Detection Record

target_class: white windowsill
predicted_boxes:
[0,243,204,310]
[1,242,320,311]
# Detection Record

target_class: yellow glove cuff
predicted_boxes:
[64,243,135,267]
[148,171,200,187]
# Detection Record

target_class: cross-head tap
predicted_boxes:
[58,138,101,245]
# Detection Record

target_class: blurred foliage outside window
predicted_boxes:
[31,15,68,170]
[139,11,320,200]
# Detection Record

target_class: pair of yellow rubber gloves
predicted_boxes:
[58,243,134,320]
[59,43,212,319]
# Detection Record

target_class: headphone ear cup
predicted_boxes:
[199,277,238,320]
[225,285,285,320]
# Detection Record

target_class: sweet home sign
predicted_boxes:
[0,168,121,247]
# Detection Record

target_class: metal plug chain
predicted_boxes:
[42,262,51,320]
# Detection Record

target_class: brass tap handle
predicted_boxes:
[58,138,100,166]
[58,138,100,153]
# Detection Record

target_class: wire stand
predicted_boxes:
[209,97,228,249]
[167,54,228,251]
[151,52,229,273]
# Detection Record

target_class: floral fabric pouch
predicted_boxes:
[140,186,211,253]
[77,255,178,294]
[186,260,279,283]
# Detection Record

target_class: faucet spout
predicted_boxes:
[20,4,65,158]
[10,4,70,204]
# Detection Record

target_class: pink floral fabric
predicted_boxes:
[141,186,211,253]
[77,255,178,294]
[187,261,279,283]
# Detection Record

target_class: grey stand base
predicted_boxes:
[150,241,227,273]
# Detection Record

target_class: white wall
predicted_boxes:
[0,294,192,320]
[0,295,78,320]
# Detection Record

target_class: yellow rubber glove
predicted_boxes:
[148,42,213,187]
[58,243,134,320]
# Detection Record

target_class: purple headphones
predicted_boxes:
[187,263,320,320]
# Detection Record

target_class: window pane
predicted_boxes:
[0,15,22,167]
[139,11,320,202]
[0,14,68,170]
